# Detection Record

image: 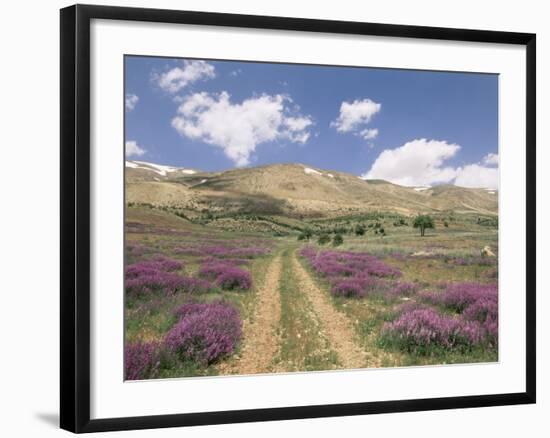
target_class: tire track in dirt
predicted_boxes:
[291,251,372,369]
[219,255,282,375]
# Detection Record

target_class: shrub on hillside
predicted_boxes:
[166,302,242,364]
[317,233,331,245]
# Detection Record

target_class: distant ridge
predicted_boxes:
[126,161,498,217]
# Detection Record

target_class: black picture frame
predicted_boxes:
[60,4,536,433]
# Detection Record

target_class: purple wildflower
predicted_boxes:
[166,302,242,364]
[217,268,252,290]
[198,259,252,290]
[382,308,486,352]
[124,341,161,380]
[331,279,366,298]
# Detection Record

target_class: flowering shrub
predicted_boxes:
[385,281,499,351]
[126,257,212,297]
[303,248,401,279]
[462,295,499,346]
[421,282,497,312]
[381,308,485,352]
[300,246,402,300]
[331,279,366,298]
[125,270,188,297]
[124,341,161,380]
[217,268,252,290]
[462,295,498,322]
[125,257,183,279]
[198,259,252,290]
[166,302,242,364]
[198,259,235,280]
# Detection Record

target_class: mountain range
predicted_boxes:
[125,160,498,218]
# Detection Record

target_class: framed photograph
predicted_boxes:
[60,4,536,433]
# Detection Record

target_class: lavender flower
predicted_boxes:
[331,279,366,298]
[125,257,212,297]
[166,302,242,364]
[124,341,161,380]
[381,308,486,352]
[198,259,252,290]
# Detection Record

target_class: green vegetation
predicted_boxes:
[332,233,344,246]
[413,214,435,237]
[317,233,331,245]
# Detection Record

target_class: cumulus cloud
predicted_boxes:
[125,140,146,158]
[171,92,313,167]
[331,98,381,133]
[363,139,460,186]
[454,164,498,189]
[483,152,499,166]
[125,93,139,111]
[155,60,215,93]
[362,138,499,189]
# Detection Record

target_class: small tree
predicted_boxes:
[354,224,366,236]
[317,233,331,245]
[332,233,344,246]
[413,215,435,237]
[444,220,449,228]
[297,227,313,241]
[333,226,347,234]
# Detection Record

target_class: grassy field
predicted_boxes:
[124,206,498,380]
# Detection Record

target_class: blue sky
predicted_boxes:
[125,56,499,188]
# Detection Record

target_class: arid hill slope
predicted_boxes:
[125,161,498,217]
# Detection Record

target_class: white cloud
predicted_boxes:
[229,69,242,77]
[331,98,381,133]
[171,92,313,167]
[483,152,499,166]
[362,138,499,189]
[125,94,139,111]
[125,140,146,157]
[363,139,459,186]
[284,116,313,135]
[454,164,498,189]
[360,128,379,140]
[156,60,215,93]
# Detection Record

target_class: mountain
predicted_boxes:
[125,161,498,218]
